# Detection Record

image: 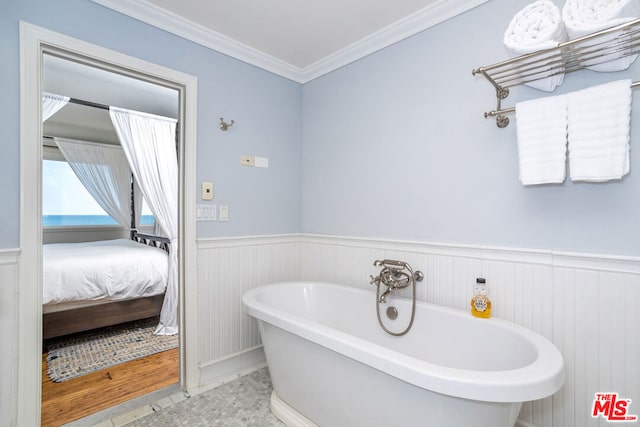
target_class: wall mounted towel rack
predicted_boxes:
[473,17,640,128]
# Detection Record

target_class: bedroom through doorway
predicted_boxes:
[40,52,181,426]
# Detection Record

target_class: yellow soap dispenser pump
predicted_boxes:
[471,277,491,318]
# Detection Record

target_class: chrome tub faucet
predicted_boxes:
[370,259,424,303]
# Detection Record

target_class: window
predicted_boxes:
[42,158,154,227]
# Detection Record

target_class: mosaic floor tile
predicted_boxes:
[126,368,284,427]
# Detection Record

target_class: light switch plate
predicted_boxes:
[196,204,217,221]
[255,156,269,168]
[219,205,229,221]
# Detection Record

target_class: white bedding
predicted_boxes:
[43,239,169,306]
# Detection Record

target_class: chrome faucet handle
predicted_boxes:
[371,258,424,295]
[369,274,381,286]
[374,259,407,268]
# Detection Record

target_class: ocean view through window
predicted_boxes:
[42,214,154,226]
[43,159,154,227]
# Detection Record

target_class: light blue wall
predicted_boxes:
[302,0,640,256]
[4,0,639,256]
[0,0,302,249]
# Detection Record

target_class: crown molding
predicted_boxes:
[90,0,490,83]
[90,0,304,82]
[299,0,491,82]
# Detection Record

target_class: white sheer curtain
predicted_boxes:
[109,107,178,336]
[55,137,136,228]
[42,92,69,122]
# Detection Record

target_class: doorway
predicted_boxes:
[19,22,198,426]
[41,53,178,426]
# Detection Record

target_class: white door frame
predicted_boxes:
[19,22,198,426]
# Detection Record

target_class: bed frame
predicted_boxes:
[42,231,171,339]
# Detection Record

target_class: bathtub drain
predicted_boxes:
[386,306,398,320]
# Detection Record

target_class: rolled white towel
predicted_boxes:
[568,79,632,181]
[562,0,640,72]
[516,94,568,185]
[504,1,568,91]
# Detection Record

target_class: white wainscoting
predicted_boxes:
[0,249,19,427]
[2,234,633,425]
[195,235,302,389]
[196,234,639,427]
[298,235,640,427]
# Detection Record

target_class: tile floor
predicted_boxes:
[95,368,284,427]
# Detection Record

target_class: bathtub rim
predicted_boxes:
[243,280,565,403]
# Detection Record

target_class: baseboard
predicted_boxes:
[194,346,266,395]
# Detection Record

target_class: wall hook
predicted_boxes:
[219,117,235,131]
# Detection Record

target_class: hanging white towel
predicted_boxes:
[516,94,568,185]
[562,0,640,72]
[504,1,568,91]
[567,79,632,182]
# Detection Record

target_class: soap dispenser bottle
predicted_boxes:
[471,277,491,318]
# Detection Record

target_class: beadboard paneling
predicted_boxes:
[0,249,19,427]
[297,235,640,427]
[4,235,634,425]
[196,236,302,385]
[195,234,640,426]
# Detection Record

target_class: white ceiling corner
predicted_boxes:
[90,0,490,83]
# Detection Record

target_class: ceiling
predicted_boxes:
[144,0,439,69]
[43,55,179,144]
[91,0,490,82]
[43,0,488,141]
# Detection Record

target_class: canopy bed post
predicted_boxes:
[130,174,136,240]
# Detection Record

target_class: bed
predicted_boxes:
[42,232,170,339]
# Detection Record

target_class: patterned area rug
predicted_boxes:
[46,317,178,382]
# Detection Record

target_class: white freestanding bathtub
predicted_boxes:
[242,281,564,427]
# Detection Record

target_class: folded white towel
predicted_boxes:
[504,1,568,91]
[516,94,568,185]
[568,79,632,181]
[563,0,640,72]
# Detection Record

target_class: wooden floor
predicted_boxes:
[41,347,179,427]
